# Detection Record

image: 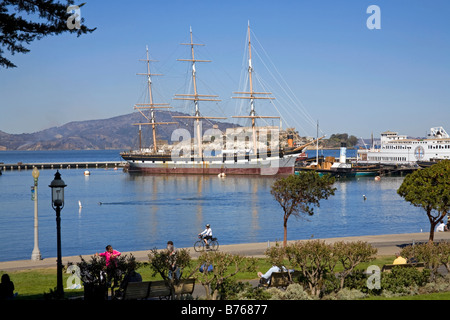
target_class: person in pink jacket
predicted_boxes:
[96,245,121,267]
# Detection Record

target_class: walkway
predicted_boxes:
[1,231,450,272]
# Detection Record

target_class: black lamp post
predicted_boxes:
[49,170,67,298]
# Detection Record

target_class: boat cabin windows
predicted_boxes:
[428,144,450,149]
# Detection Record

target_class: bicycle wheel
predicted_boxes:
[194,240,204,252]
[210,240,219,251]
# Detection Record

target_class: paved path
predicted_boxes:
[2,231,450,272]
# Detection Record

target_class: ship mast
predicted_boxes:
[134,46,176,153]
[232,22,279,156]
[173,27,226,158]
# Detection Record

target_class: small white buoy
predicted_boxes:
[84,170,90,176]
[78,200,82,208]
[374,176,381,181]
[218,172,226,178]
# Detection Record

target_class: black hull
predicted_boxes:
[121,149,296,163]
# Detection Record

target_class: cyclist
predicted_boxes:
[198,224,213,248]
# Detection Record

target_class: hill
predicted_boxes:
[0,111,237,151]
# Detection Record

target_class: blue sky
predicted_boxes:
[0,0,449,139]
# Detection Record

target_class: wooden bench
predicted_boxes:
[122,281,151,300]
[259,271,301,289]
[173,278,196,298]
[381,262,425,273]
[121,278,196,300]
[148,280,172,299]
[120,280,170,300]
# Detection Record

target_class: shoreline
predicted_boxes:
[2,231,450,272]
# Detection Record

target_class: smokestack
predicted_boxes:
[340,142,347,163]
[287,134,293,148]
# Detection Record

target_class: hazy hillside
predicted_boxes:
[0,111,237,151]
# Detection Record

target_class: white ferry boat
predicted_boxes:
[357,127,450,165]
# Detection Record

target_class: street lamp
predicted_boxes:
[49,170,67,298]
[31,167,41,261]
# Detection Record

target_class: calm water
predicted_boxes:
[0,150,428,262]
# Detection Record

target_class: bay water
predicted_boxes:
[0,149,428,262]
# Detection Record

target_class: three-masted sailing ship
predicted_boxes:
[121,25,309,175]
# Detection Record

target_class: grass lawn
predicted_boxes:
[1,255,448,300]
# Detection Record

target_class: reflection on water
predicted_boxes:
[0,168,429,262]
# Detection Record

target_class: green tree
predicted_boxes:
[270,172,336,247]
[324,133,358,148]
[333,241,377,290]
[0,0,95,68]
[285,240,338,297]
[147,247,192,299]
[195,251,256,300]
[401,241,450,280]
[69,253,140,300]
[397,160,450,242]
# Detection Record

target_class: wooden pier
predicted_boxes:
[1,161,127,171]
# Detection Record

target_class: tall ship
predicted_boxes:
[357,127,450,166]
[121,25,309,175]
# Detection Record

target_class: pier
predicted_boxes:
[1,161,127,171]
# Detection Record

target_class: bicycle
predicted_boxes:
[194,235,219,252]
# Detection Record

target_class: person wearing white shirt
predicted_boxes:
[199,224,212,247]
[436,221,447,232]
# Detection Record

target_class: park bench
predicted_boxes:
[121,279,196,300]
[259,271,301,289]
[381,262,425,273]
[147,280,172,299]
[122,281,151,300]
[173,278,196,298]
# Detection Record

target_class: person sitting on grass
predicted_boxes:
[0,274,16,300]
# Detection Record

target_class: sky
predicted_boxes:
[0,0,449,139]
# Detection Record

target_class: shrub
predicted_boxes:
[419,274,450,295]
[285,240,338,297]
[333,241,377,290]
[267,283,314,300]
[381,267,431,294]
[147,247,192,299]
[401,241,450,280]
[342,270,370,293]
[324,288,367,300]
[68,253,140,300]
[234,283,273,300]
[195,251,257,300]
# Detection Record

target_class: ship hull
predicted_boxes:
[121,153,298,175]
